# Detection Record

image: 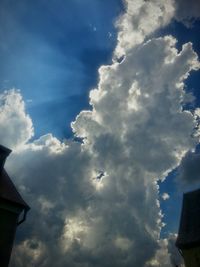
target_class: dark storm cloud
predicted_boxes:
[174,0,200,26]
[177,151,200,186]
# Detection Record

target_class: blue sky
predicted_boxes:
[1,1,200,267]
[0,0,123,138]
[158,19,200,236]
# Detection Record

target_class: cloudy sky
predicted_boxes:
[0,0,200,266]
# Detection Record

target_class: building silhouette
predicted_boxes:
[176,188,200,267]
[0,145,30,267]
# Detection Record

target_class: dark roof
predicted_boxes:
[0,144,12,156]
[176,188,200,249]
[0,169,30,210]
[0,145,12,171]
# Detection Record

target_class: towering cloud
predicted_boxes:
[114,0,174,57]
[0,0,199,266]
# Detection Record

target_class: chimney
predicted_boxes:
[0,145,30,267]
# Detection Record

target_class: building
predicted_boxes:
[176,188,200,267]
[0,145,30,267]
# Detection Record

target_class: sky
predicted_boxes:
[0,0,200,266]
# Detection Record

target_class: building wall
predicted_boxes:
[182,247,200,267]
[0,208,18,267]
[0,201,21,267]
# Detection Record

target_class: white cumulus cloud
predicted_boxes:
[114,0,174,57]
[0,90,33,149]
[0,0,199,267]
[162,193,170,201]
